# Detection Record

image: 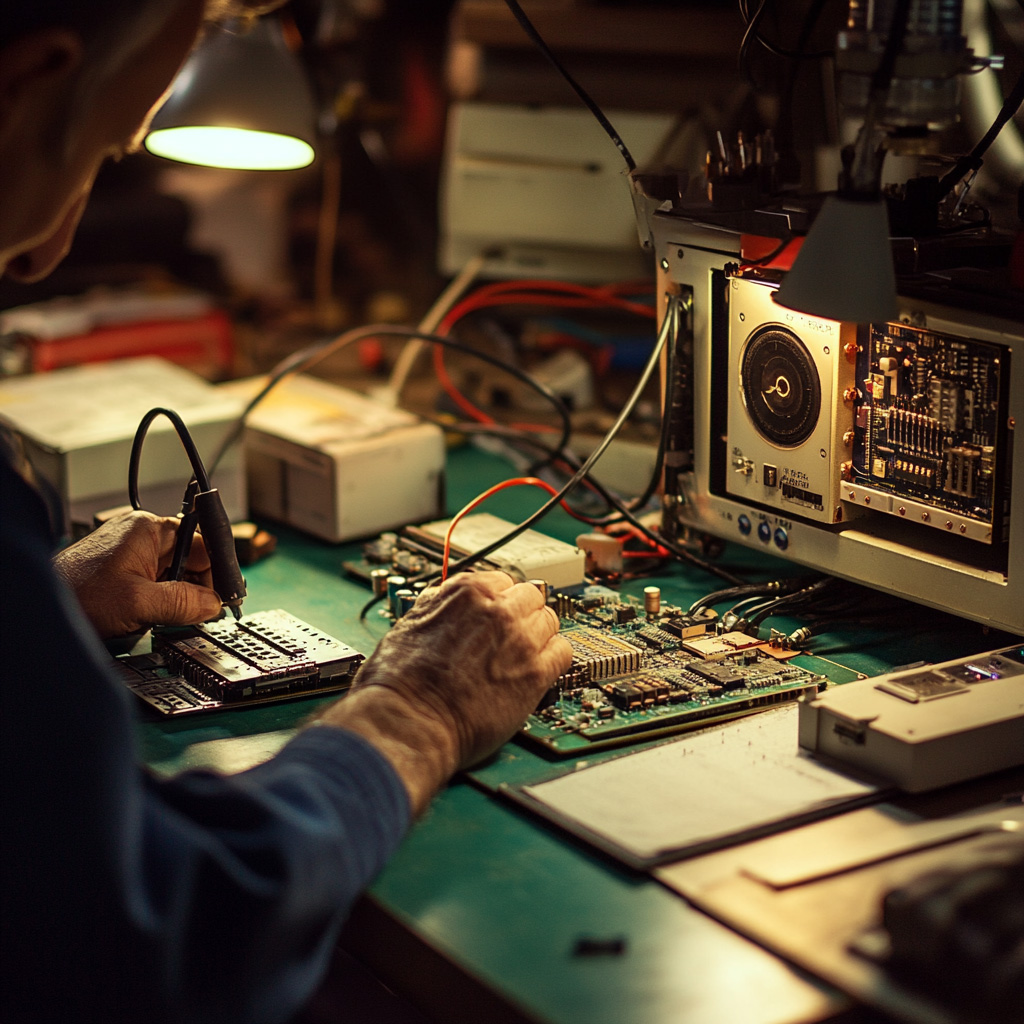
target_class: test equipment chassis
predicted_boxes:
[653,204,1024,635]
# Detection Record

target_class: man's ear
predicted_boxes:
[0,30,83,142]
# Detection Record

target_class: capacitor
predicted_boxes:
[370,568,391,597]
[644,586,661,618]
[528,579,549,604]
[396,589,416,617]
[386,575,407,616]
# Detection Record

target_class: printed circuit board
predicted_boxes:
[346,529,853,755]
[851,321,1010,544]
[115,609,364,715]
[521,587,843,755]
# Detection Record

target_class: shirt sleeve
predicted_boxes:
[0,455,411,1024]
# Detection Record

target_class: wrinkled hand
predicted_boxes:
[316,571,572,813]
[53,510,224,639]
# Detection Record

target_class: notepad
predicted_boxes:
[506,705,881,869]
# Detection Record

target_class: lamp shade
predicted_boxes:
[772,194,898,324]
[146,18,316,171]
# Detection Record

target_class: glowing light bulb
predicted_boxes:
[145,126,314,171]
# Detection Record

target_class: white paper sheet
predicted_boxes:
[516,705,879,866]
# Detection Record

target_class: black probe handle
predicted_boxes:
[192,488,247,608]
[169,510,199,582]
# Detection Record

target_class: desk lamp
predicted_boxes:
[145,16,316,171]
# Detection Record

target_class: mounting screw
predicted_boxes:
[843,387,860,402]
[922,511,930,522]
[660,258,669,271]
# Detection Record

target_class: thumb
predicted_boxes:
[141,580,224,626]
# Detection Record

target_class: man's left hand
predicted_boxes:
[53,511,224,638]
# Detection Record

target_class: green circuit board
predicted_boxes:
[520,587,851,756]
[343,528,857,757]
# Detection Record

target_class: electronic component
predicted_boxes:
[522,593,842,756]
[418,513,585,589]
[116,609,363,715]
[798,644,1024,791]
[344,514,585,591]
[726,277,857,524]
[558,628,645,685]
[849,321,1009,545]
[654,215,1024,634]
[345,533,847,755]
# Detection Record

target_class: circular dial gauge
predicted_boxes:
[740,326,821,447]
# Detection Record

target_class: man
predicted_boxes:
[0,3,573,1022]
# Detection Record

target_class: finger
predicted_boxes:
[134,580,223,627]
[519,600,561,638]
[443,570,514,596]
[182,531,213,574]
[544,604,563,636]
[143,515,184,563]
[500,580,548,616]
[180,566,214,590]
[536,633,574,681]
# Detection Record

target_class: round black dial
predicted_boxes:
[740,327,821,447]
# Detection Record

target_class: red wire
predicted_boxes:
[450,278,657,318]
[430,281,656,429]
[441,476,591,580]
[432,340,496,423]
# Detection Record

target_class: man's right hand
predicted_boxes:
[313,572,573,814]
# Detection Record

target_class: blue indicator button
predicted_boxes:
[757,521,771,544]
[738,514,752,536]
[774,527,789,550]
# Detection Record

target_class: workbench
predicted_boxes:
[137,446,1018,1024]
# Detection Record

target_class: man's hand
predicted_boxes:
[315,572,573,814]
[53,510,224,639]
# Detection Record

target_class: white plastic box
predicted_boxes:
[222,374,446,543]
[0,357,246,533]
